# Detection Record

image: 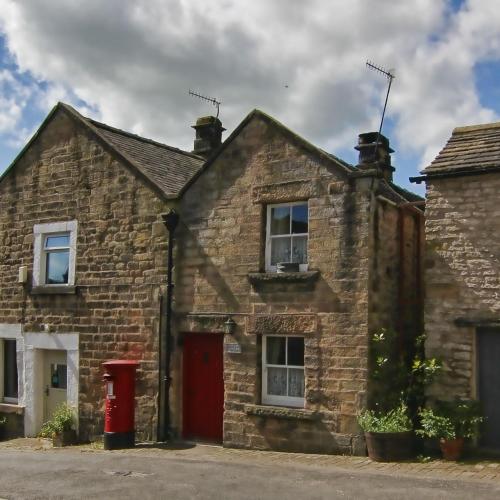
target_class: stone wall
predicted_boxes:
[0,109,170,440]
[424,173,500,399]
[368,197,424,406]
[174,115,373,454]
[370,199,423,347]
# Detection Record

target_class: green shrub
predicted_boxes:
[416,400,483,440]
[416,408,455,440]
[369,329,441,418]
[358,403,412,433]
[39,404,75,438]
[0,416,6,426]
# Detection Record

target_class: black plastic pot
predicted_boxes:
[0,426,5,442]
[52,429,77,447]
[365,431,414,462]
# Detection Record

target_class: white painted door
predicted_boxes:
[43,350,68,423]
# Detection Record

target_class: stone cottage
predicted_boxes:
[172,113,424,454]
[0,102,423,454]
[0,103,199,440]
[411,121,500,452]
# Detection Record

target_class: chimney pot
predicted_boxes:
[192,116,225,158]
[354,132,395,182]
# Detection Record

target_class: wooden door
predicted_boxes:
[478,328,500,450]
[183,334,224,442]
[43,350,68,423]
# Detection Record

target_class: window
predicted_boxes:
[262,336,304,407]
[44,234,70,284]
[33,221,77,287]
[265,202,308,272]
[1,339,18,403]
[50,363,67,389]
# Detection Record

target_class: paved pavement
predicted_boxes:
[1,438,500,499]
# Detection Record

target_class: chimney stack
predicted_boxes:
[192,116,225,158]
[354,132,395,182]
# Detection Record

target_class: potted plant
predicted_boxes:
[417,399,483,460]
[0,416,6,441]
[358,329,442,461]
[358,402,414,461]
[39,403,77,447]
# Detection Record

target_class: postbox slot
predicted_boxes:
[107,380,115,399]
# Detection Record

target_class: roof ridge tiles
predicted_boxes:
[453,122,500,134]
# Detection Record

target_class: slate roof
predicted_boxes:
[1,102,421,204]
[86,118,204,198]
[0,102,205,200]
[424,121,500,174]
[377,180,424,204]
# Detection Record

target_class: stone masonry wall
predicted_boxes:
[425,173,500,400]
[368,197,423,406]
[0,109,170,440]
[174,115,372,454]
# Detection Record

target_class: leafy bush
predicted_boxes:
[370,329,441,414]
[39,403,75,438]
[358,403,412,433]
[416,400,483,440]
[0,416,6,426]
[416,408,455,440]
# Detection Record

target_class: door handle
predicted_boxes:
[45,385,49,396]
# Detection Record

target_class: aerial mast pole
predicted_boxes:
[366,61,395,160]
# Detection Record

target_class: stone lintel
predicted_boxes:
[244,404,321,421]
[180,313,229,334]
[247,314,317,335]
[455,317,500,328]
[251,179,320,204]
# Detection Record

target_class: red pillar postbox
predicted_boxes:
[102,360,139,450]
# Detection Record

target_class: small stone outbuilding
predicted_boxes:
[413,121,500,452]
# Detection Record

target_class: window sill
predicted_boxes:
[31,285,76,295]
[244,404,321,421]
[0,402,24,415]
[247,270,319,285]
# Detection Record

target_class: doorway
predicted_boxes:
[477,327,500,450]
[43,350,68,423]
[183,334,224,442]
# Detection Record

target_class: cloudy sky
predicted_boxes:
[0,0,499,192]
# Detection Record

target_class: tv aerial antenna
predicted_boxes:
[189,89,222,118]
[366,61,395,158]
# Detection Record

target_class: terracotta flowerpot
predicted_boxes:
[439,437,464,461]
[52,429,77,447]
[365,431,414,462]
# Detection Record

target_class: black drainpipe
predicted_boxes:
[159,209,179,441]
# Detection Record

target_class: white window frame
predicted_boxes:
[262,335,305,408]
[0,338,19,404]
[265,202,308,272]
[33,221,77,287]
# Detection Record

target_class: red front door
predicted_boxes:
[183,334,224,442]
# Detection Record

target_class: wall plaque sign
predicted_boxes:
[225,343,242,354]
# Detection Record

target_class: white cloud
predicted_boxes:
[0,0,499,179]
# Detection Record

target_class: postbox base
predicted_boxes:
[103,431,135,450]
